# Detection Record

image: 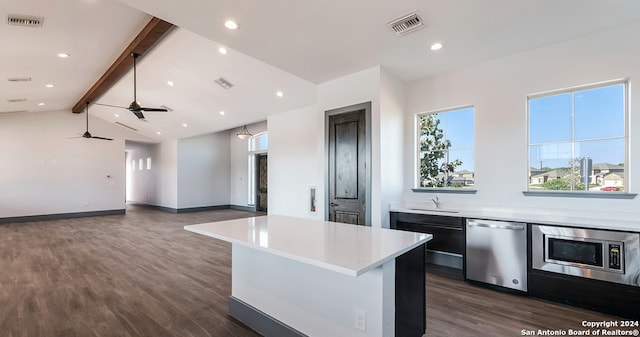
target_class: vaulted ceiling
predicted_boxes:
[3,0,640,141]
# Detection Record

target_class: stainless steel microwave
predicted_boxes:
[532,224,640,286]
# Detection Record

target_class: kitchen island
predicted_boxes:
[185,215,431,337]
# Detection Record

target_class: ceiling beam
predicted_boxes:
[72,17,174,113]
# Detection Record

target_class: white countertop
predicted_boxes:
[184,215,431,277]
[390,204,640,232]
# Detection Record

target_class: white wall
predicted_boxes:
[379,69,406,228]
[0,109,153,218]
[230,121,268,207]
[268,106,320,218]
[152,139,178,209]
[404,21,640,219]
[318,67,383,226]
[177,131,231,208]
[269,66,408,228]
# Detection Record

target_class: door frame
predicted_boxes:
[324,101,372,226]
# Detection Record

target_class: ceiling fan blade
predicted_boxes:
[91,136,114,141]
[94,102,128,109]
[68,102,115,141]
[132,110,145,119]
[139,107,168,112]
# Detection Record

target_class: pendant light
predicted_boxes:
[236,125,253,140]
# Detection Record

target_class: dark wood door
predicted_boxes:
[256,154,268,212]
[328,109,366,225]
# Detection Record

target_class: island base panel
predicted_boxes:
[229,296,307,337]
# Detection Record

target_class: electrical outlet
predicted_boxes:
[354,309,366,331]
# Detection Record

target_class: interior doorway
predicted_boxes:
[255,153,268,212]
[326,102,371,226]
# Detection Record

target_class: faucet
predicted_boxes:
[431,196,440,208]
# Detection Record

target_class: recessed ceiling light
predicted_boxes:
[114,114,120,118]
[57,53,70,58]
[38,102,45,106]
[430,42,443,51]
[224,20,239,30]
[219,110,225,116]
[182,123,188,128]
[276,91,284,98]
[167,81,174,87]
[156,131,162,135]
[45,84,54,88]
[218,47,228,55]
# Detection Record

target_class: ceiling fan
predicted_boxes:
[95,53,167,119]
[69,102,113,141]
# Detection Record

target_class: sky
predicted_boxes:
[420,83,626,174]
[528,83,625,170]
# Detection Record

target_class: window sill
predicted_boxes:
[522,191,636,199]
[412,188,477,194]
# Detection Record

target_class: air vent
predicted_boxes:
[387,11,424,36]
[7,98,27,103]
[214,77,234,89]
[115,121,138,131]
[8,77,32,82]
[7,14,44,28]
[0,110,28,115]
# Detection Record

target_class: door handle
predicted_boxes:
[330,203,339,207]
[467,220,524,231]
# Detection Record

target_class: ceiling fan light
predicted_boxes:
[236,125,253,140]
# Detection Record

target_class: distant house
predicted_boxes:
[530,169,567,184]
[603,171,624,187]
[450,170,474,186]
[529,167,546,178]
[592,163,624,184]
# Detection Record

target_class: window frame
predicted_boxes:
[525,78,631,197]
[413,105,476,193]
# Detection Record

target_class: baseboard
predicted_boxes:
[150,204,257,213]
[230,204,257,212]
[426,250,463,269]
[176,205,233,214]
[150,205,180,213]
[135,204,259,214]
[229,296,307,337]
[0,209,125,224]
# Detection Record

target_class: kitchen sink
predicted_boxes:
[409,208,459,214]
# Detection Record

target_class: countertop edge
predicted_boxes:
[389,207,640,232]
[185,225,432,277]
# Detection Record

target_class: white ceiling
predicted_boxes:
[4,0,640,141]
[1,0,149,116]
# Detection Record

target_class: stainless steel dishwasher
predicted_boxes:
[466,219,527,292]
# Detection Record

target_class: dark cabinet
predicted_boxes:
[390,212,465,277]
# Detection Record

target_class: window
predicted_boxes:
[528,80,627,192]
[249,132,268,152]
[147,157,152,170]
[139,159,144,171]
[416,106,474,189]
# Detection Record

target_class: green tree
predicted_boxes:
[542,177,585,190]
[419,114,463,187]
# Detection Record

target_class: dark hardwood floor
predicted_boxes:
[425,273,620,337]
[0,206,621,337]
[0,205,264,337]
